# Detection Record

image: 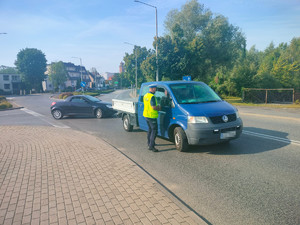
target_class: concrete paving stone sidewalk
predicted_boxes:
[0,126,205,225]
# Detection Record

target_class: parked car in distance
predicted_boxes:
[51,95,116,119]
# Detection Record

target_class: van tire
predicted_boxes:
[174,127,188,152]
[123,115,133,132]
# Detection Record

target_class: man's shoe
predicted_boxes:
[149,147,159,152]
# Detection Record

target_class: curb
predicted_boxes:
[0,106,24,111]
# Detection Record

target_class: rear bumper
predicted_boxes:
[185,118,243,145]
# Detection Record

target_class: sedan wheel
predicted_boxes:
[52,109,63,120]
[96,108,103,119]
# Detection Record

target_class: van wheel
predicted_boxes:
[174,127,188,152]
[123,115,133,132]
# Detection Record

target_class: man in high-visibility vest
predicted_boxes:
[143,84,161,152]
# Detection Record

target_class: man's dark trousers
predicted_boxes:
[146,117,158,149]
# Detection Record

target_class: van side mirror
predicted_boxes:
[171,100,175,108]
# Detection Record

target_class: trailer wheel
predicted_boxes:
[123,115,133,132]
[174,127,188,152]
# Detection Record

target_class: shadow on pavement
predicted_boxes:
[186,127,290,155]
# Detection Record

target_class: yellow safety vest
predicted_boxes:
[143,93,158,118]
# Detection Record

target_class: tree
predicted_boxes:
[15,48,47,92]
[163,0,246,83]
[123,46,152,87]
[0,66,18,74]
[153,30,190,81]
[164,0,212,42]
[272,38,300,88]
[201,15,246,74]
[48,61,68,92]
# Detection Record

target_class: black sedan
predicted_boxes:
[50,95,116,119]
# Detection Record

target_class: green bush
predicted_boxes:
[84,92,100,96]
[72,91,101,97]
[59,92,73,99]
[0,96,6,102]
[0,101,12,109]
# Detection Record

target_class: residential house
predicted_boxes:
[43,62,91,92]
[64,62,91,89]
[0,73,21,95]
[89,71,105,89]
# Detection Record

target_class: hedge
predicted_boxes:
[0,101,12,109]
[59,92,73,99]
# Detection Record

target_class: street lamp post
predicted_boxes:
[72,57,83,91]
[124,42,138,96]
[134,0,159,81]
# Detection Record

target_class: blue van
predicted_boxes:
[114,81,243,151]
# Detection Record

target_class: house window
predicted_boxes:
[4,84,10,89]
[3,75,9,81]
[12,76,18,81]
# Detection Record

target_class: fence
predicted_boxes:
[242,88,298,104]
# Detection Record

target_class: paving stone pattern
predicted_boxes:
[0,126,204,225]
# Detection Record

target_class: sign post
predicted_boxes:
[80,81,86,93]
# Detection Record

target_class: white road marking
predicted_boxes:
[0,112,24,117]
[240,112,300,123]
[243,130,300,146]
[21,108,70,128]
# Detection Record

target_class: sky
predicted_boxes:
[0,0,299,74]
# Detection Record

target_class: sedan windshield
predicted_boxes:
[85,95,101,102]
[170,83,222,104]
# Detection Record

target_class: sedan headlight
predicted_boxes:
[188,116,208,123]
[235,111,240,119]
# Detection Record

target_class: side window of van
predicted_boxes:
[155,87,172,107]
[154,87,165,104]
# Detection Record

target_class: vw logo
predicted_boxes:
[222,115,228,123]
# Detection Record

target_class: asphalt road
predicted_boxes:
[1,91,300,225]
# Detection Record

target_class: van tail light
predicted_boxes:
[51,102,56,106]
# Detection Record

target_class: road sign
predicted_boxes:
[183,76,192,81]
[80,81,86,87]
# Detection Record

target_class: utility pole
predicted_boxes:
[134,0,159,81]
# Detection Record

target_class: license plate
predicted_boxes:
[220,131,236,139]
